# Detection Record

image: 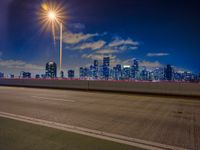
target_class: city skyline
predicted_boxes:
[0,0,200,76]
[2,57,199,83]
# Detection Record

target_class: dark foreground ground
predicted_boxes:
[0,86,200,149]
[0,117,140,150]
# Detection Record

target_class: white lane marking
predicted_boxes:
[0,111,186,150]
[31,96,75,103]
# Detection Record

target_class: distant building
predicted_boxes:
[80,67,90,79]
[35,74,40,79]
[113,64,122,80]
[190,74,198,82]
[122,65,131,79]
[68,70,75,78]
[164,65,173,81]
[133,59,139,71]
[149,72,154,81]
[174,72,183,81]
[93,60,99,79]
[9,74,14,79]
[140,69,149,80]
[20,71,31,79]
[131,59,139,79]
[78,57,199,82]
[46,62,57,78]
[94,60,98,67]
[41,74,46,79]
[115,64,122,80]
[0,72,4,78]
[199,73,200,81]
[89,65,93,78]
[183,71,190,81]
[60,71,64,78]
[80,67,84,78]
[98,65,104,79]
[103,57,110,79]
[152,68,164,81]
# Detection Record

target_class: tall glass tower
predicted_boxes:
[93,60,99,79]
[46,62,57,78]
[164,64,173,81]
[131,59,139,79]
[103,57,110,79]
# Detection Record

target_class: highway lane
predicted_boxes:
[0,86,200,149]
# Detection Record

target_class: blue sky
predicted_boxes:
[0,0,200,76]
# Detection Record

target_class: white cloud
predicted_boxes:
[140,60,163,68]
[173,67,190,73]
[95,45,137,55]
[74,40,106,50]
[0,59,43,74]
[96,49,118,54]
[69,23,85,30]
[118,45,138,51]
[62,31,139,59]
[63,32,99,44]
[147,53,169,57]
[82,53,116,60]
[109,38,139,47]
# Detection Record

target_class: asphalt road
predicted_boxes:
[0,86,199,149]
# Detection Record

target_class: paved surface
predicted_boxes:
[0,112,169,150]
[0,86,200,149]
[0,117,140,150]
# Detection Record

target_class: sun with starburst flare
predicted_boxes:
[38,1,67,42]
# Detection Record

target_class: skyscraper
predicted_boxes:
[152,68,165,80]
[0,72,4,78]
[9,74,14,79]
[103,57,110,79]
[199,73,200,81]
[94,60,99,68]
[122,65,131,79]
[68,70,75,78]
[79,67,89,79]
[140,68,149,80]
[133,59,139,71]
[93,60,99,79]
[60,71,64,78]
[80,67,84,79]
[113,64,122,80]
[35,74,40,79]
[77,57,200,82]
[131,59,139,79]
[20,71,31,79]
[164,65,173,81]
[46,62,57,78]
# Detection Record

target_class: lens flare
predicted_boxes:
[38,1,67,44]
[41,3,48,11]
[48,11,56,21]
